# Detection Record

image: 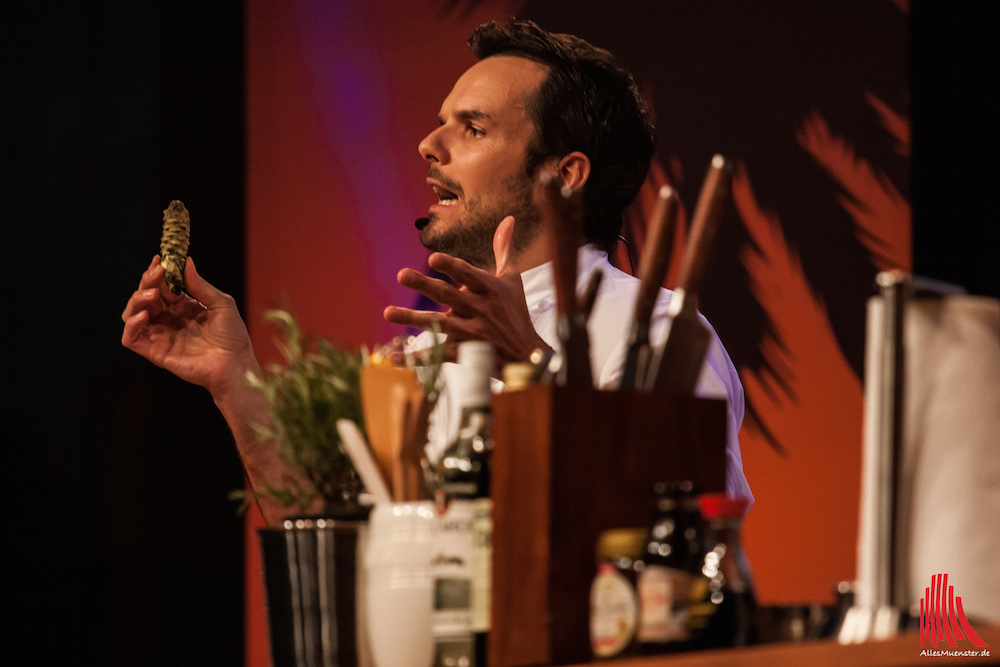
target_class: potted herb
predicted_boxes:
[237,308,370,667]
[234,309,445,667]
[233,308,367,519]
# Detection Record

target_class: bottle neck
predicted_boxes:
[457,405,491,434]
[457,341,494,409]
[461,379,491,411]
[705,517,752,591]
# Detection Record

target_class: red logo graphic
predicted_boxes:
[920,574,988,648]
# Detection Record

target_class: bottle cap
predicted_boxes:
[652,480,696,496]
[698,493,749,520]
[458,340,494,370]
[502,362,535,390]
[458,341,494,406]
[596,527,648,562]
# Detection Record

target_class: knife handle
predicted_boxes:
[538,172,593,386]
[633,185,680,330]
[674,155,732,297]
[539,172,583,318]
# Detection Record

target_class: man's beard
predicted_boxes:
[420,170,542,272]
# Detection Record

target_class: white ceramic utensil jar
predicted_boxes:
[365,501,436,667]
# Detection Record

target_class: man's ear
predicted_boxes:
[556,151,591,190]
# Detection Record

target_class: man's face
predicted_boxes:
[417,56,548,270]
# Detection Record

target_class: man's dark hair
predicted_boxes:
[469,18,656,254]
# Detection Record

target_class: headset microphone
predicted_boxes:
[415,217,430,230]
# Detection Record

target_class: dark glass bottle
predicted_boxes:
[433,341,495,667]
[636,480,704,654]
[436,341,494,500]
[687,493,758,649]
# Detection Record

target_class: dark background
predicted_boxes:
[3,1,993,666]
[911,2,997,299]
[8,2,245,664]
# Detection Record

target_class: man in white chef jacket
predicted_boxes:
[121,19,751,524]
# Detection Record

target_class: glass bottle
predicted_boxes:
[433,341,495,667]
[435,341,494,500]
[431,501,475,667]
[590,528,647,660]
[636,480,704,654]
[687,493,758,649]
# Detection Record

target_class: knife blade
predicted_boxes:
[651,155,732,393]
[538,172,592,386]
[620,185,679,390]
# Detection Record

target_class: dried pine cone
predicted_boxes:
[160,200,190,294]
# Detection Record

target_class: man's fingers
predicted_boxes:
[137,256,164,291]
[396,268,466,307]
[123,256,221,336]
[123,258,169,322]
[396,269,458,303]
[121,309,151,348]
[182,257,234,311]
[426,253,492,293]
[132,256,182,308]
[383,305,476,343]
[121,287,165,323]
[383,305,445,330]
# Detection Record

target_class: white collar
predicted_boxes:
[520,244,610,316]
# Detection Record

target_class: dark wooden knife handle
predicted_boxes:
[633,185,680,329]
[538,173,591,386]
[539,173,583,317]
[674,155,732,296]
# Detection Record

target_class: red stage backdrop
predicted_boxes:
[245,1,909,663]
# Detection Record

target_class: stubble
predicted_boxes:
[420,170,542,271]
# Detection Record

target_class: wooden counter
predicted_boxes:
[563,626,999,666]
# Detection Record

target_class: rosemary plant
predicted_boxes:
[233,309,367,518]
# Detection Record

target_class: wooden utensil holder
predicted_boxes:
[490,384,727,667]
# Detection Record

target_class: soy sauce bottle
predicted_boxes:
[687,493,758,649]
[636,481,704,654]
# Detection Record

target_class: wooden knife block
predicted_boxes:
[490,384,727,667]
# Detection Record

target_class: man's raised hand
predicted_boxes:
[121,255,258,396]
[384,215,549,366]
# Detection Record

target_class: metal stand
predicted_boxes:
[838,273,966,644]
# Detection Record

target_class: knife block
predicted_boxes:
[489,384,727,667]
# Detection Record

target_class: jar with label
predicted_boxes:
[589,528,647,660]
[432,499,475,667]
[432,342,495,667]
[637,481,704,654]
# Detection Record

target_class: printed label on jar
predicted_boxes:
[432,500,474,637]
[470,497,492,633]
[637,564,695,643]
[590,563,638,657]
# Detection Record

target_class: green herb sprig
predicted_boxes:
[230,309,366,517]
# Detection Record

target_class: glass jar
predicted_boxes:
[590,527,647,660]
